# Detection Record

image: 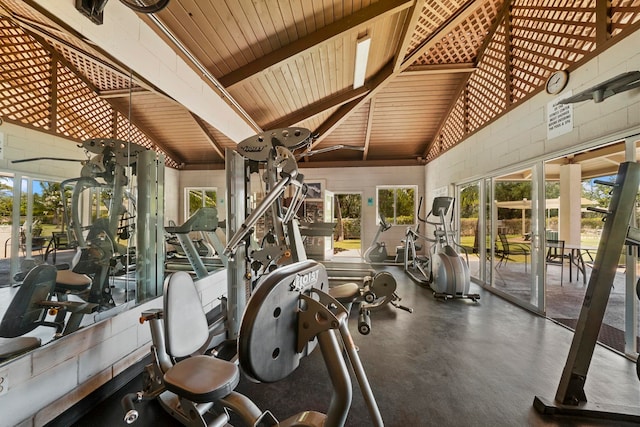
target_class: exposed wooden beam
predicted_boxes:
[218,0,414,89]
[421,1,511,159]
[399,0,480,72]
[314,1,485,152]
[474,0,512,65]
[403,63,476,74]
[191,113,225,159]
[596,0,612,47]
[110,111,118,138]
[504,2,513,106]
[181,162,226,171]
[49,56,58,133]
[393,0,425,72]
[263,86,369,130]
[311,61,394,152]
[98,87,148,99]
[299,158,423,169]
[363,97,375,160]
[181,158,423,171]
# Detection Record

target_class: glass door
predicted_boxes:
[492,167,535,307]
[458,181,481,279]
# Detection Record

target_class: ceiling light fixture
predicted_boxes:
[353,35,371,89]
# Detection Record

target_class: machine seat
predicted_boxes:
[161,271,241,403]
[163,355,240,403]
[328,282,359,302]
[55,270,92,293]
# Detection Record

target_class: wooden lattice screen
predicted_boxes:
[426,0,640,162]
[0,17,51,128]
[408,0,477,56]
[0,17,178,168]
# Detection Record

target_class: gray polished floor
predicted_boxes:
[65,264,640,427]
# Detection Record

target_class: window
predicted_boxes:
[185,187,217,218]
[376,186,416,225]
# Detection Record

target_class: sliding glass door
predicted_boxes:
[459,135,640,358]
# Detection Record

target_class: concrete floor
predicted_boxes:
[66,265,640,427]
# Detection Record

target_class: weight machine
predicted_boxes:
[10,138,156,310]
[122,260,383,427]
[59,138,144,309]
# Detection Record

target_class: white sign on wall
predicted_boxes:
[546,92,573,139]
[433,186,448,197]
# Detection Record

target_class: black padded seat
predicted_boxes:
[163,355,240,403]
[55,269,92,293]
[0,336,41,360]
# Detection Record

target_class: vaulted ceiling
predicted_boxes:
[1,1,639,170]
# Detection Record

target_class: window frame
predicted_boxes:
[375,185,417,226]
[184,187,217,219]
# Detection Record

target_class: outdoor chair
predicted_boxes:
[546,239,570,286]
[44,231,73,264]
[11,226,47,258]
[496,233,529,272]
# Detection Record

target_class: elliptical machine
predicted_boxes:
[363,214,392,263]
[404,197,479,302]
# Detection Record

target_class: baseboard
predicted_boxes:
[45,354,151,427]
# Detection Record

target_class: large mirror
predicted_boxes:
[0,132,172,362]
[0,0,193,362]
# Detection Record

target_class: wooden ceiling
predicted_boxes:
[1,1,639,170]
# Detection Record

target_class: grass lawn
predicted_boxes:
[334,239,361,251]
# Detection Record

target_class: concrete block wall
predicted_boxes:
[0,123,81,179]
[0,269,228,427]
[425,29,640,200]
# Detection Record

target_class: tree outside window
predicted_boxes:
[186,188,217,218]
[377,186,416,225]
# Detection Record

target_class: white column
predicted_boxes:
[559,164,582,246]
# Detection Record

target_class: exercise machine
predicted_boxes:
[226,127,310,284]
[534,161,640,423]
[164,207,228,278]
[363,214,392,263]
[0,265,98,360]
[122,260,383,426]
[405,196,479,301]
[330,270,412,335]
[222,127,410,344]
[59,138,143,309]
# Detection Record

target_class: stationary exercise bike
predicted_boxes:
[121,260,383,426]
[363,214,392,263]
[405,197,479,301]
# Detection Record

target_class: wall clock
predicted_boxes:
[545,70,569,95]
